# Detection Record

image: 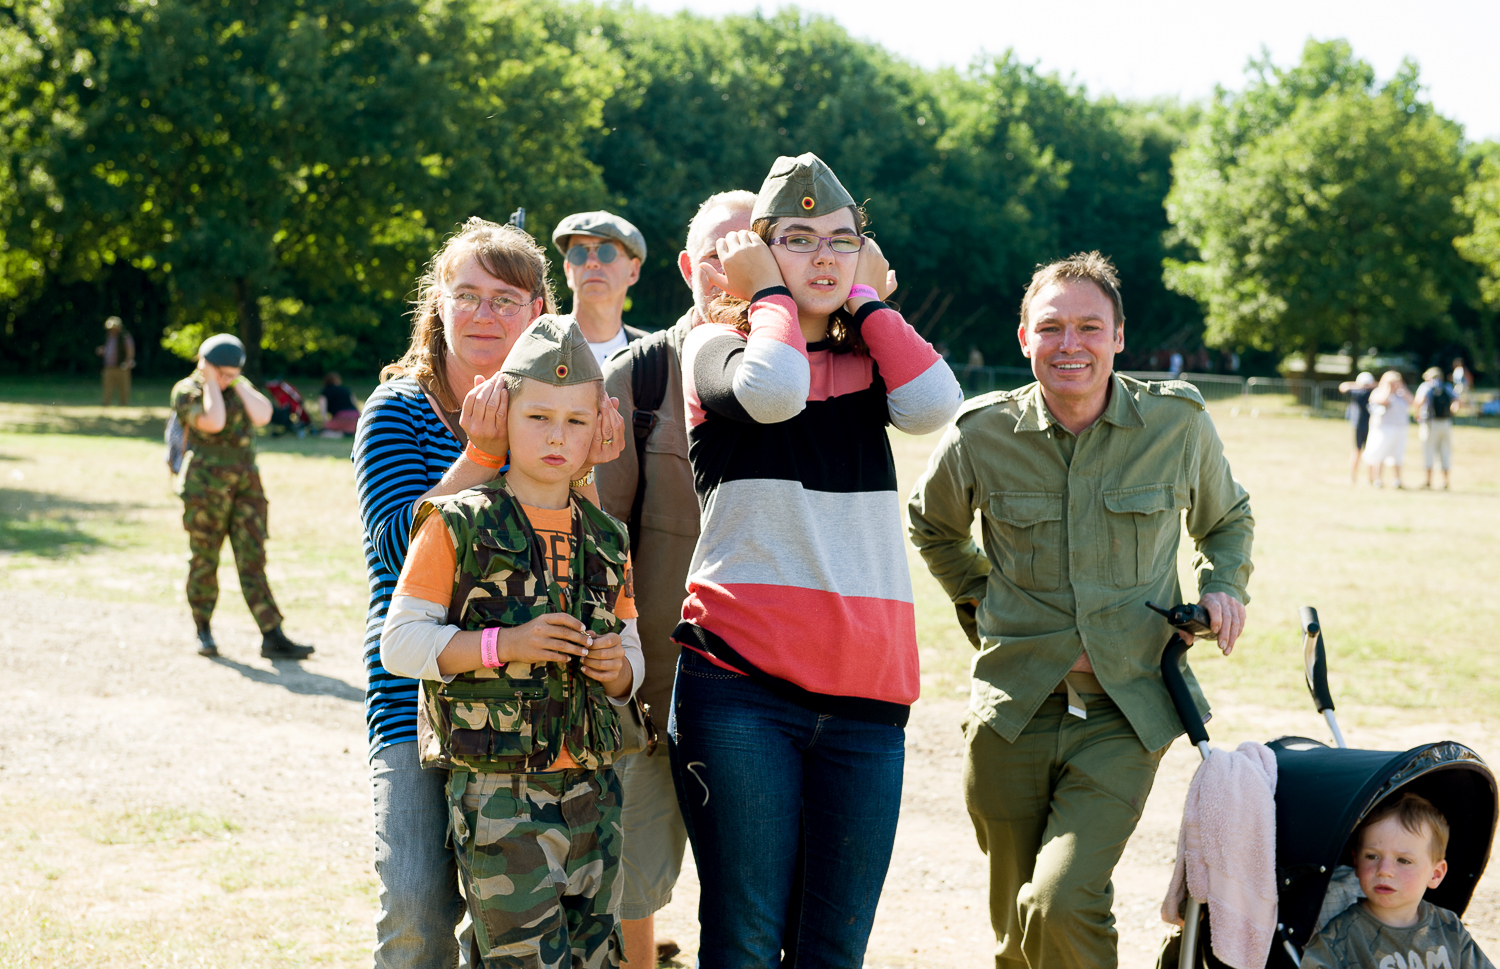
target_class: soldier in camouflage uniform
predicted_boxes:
[381,316,643,969]
[171,334,313,660]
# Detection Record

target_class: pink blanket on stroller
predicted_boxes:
[1162,741,1279,969]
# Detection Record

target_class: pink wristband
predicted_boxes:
[848,284,879,302]
[479,627,504,669]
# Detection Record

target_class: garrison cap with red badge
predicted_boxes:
[751,152,857,222]
[501,315,604,387]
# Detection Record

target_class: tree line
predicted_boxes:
[2,0,1497,382]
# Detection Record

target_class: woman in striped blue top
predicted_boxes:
[355,217,577,968]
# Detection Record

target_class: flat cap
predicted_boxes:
[751,152,856,223]
[551,211,647,262]
[502,316,603,387]
[199,333,246,368]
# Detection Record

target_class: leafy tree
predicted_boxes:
[552,8,1069,361]
[1458,146,1500,309]
[2,0,616,379]
[1164,40,1470,365]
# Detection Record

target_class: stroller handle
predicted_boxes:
[1161,633,1210,747]
[1301,605,1335,713]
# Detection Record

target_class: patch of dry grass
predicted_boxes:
[3,386,1500,968]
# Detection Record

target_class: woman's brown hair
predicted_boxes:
[705,205,870,353]
[382,217,558,409]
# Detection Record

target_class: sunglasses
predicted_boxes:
[566,241,620,265]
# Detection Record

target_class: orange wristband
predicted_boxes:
[464,442,505,469]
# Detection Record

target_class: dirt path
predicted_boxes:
[5,590,1499,967]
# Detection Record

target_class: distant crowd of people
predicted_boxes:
[1340,363,1466,489]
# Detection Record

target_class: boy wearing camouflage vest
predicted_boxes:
[381,317,643,969]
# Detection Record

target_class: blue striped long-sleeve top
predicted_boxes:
[353,376,463,759]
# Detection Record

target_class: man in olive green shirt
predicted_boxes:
[908,252,1253,969]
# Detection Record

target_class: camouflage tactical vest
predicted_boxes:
[415,479,631,773]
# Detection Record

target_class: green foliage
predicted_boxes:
[1165,40,1471,363]
[8,4,1485,381]
[1458,145,1500,309]
[1,0,615,378]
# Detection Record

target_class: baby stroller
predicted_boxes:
[1156,604,1497,968]
[265,377,312,437]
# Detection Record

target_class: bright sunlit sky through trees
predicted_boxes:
[631,0,1500,142]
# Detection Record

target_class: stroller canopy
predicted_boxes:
[1268,738,1495,950]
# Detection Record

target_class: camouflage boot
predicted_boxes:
[260,625,314,660]
[196,622,219,658]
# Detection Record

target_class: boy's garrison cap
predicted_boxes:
[751,152,856,223]
[502,316,603,386]
[551,211,647,262]
[199,333,247,368]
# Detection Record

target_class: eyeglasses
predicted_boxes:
[769,233,865,255]
[566,241,620,265]
[444,292,534,317]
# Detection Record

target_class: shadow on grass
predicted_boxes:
[211,655,364,702]
[0,488,144,556]
[0,406,168,440]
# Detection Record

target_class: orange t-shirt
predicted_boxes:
[396,504,636,619]
[395,502,636,772]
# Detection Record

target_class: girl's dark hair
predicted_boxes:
[705,206,870,354]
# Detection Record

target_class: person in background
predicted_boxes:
[551,210,650,367]
[1337,371,1377,484]
[97,316,136,406]
[1413,365,1458,490]
[1452,358,1469,399]
[170,333,314,660]
[1363,370,1413,489]
[596,188,755,969]
[319,372,362,438]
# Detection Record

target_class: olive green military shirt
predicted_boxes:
[171,372,256,466]
[908,374,1254,752]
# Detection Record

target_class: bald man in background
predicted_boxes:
[596,189,755,969]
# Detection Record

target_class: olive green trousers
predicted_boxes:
[964,691,1166,969]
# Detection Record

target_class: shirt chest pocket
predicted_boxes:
[1101,484,1179,587]
[985,492,1064,592]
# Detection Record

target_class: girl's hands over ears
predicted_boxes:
[703,230,784,301]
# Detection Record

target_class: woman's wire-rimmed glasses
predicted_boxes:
[443,292,533,317]
[768,233,865,255]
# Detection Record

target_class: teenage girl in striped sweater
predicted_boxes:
[670,153,963,967]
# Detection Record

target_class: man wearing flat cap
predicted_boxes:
[552,210,651,366]
[170,334,313,660]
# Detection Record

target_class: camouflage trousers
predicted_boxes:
[447,767,623,969]
[179,463,282,634]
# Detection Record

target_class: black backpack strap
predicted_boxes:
[626,337,671,553]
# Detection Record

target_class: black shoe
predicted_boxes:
[260,625,314,660]
[196,626,219,658]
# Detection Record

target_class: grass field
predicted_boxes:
[2,381,1499,967]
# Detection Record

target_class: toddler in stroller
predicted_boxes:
[1301,792,1492,968]
[1157,605,1496,969]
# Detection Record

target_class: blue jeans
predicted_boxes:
[371,741,471,969]
[669,648,905,969]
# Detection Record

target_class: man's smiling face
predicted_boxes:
[1018,279,1124,412]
